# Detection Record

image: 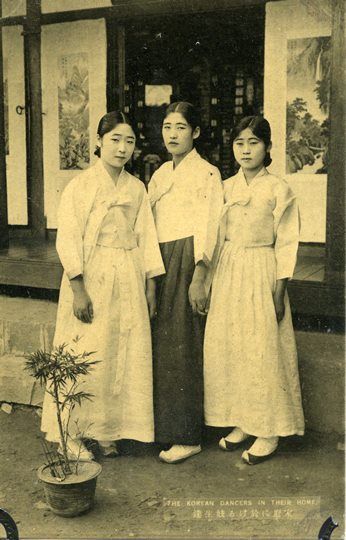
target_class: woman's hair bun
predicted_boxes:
[264,152,272,167]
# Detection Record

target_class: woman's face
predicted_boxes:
[162,112,199,157]
[233,127,268,171]
[98,123,136,169]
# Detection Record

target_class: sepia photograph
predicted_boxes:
[0,0,344,539]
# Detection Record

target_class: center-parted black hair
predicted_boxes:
[164,101,201,132]
[94,111,135,157]
[231,116,272,167]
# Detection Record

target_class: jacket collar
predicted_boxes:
[95,158,127,191]
[237,166,268,188]
[170,147,199,172]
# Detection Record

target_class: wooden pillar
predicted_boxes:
[117,25,126,110]
[326,0,345,279]
[24,0,45,238]
[0,0,9,248]
[106,17,117,110]
[106,19,126,111]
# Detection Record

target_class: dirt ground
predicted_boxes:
[0,406,344,540]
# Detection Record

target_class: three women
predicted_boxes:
[42,105,304,465]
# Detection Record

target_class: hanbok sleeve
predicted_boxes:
[135,187,165,279]
[273,182,300,280]
[194,168,224,265]
[56,180,84,280]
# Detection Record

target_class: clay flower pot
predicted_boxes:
[38,461,102,517]
[25,342,102,517]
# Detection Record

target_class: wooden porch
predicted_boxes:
[0,238,325,289]
[1,237,343,318]
[0,238,62,289]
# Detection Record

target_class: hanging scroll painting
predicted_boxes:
[58,52,90,170]
[286,36,331,175]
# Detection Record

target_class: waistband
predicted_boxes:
[224,240,274,249]
[96,231,137,250]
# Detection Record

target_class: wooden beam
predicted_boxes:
[0,15,26,27]
[106,18,117,111]
[326,0,345,279]
[24,0,45,238]
[106,21,126,112]
[0,0,9,248]
[117,25,126,111]
[40,1,270,25]
[0,0,275,27]
[40,6,108,25]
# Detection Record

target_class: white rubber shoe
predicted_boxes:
[219,427,250,451]
[159,444,202,464]
[242,436,279,465]
[98,440,119,457]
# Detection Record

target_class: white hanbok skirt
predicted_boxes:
[204,242,305,437]
[41,245,154,443]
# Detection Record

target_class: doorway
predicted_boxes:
[122,6,265,182]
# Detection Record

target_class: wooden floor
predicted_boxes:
[0,238,325,290]
[0,239,63,289]
[292,256,325,282]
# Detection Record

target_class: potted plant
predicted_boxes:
[25,340,102,517]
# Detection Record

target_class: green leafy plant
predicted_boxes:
[25,339,99,477]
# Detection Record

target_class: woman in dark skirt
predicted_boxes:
[148,102,223,463]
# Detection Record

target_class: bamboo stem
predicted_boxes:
[52,377,72,475]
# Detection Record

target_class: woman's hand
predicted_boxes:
[146,278,157,319]
[73,289,94,323]
[189,278,208,316]
[70,275,94,323]
[273,278,288,324]
[189,261,208,316]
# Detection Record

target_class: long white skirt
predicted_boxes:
[204,243,305,437]
[41,245,154,443]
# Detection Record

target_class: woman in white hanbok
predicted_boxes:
[204,116,305,464]
[41,112,164,459]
